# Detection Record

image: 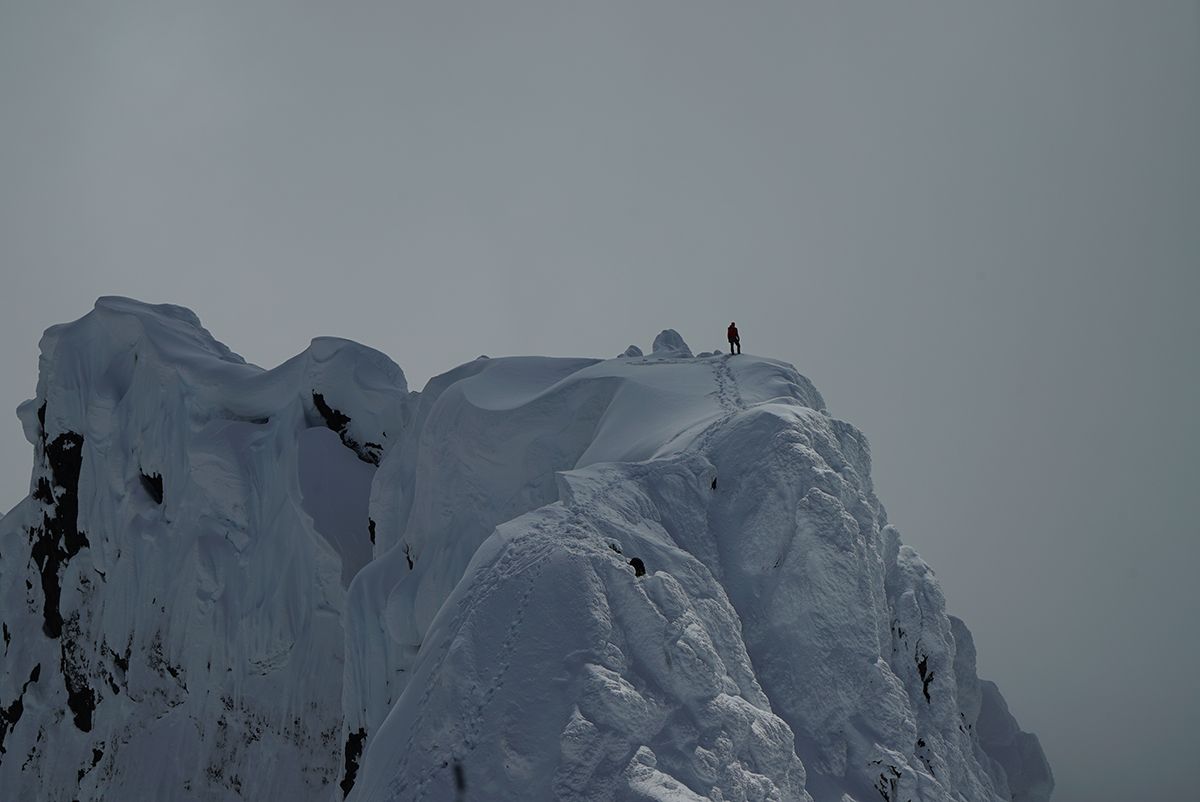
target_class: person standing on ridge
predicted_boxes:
[727,322,741,354]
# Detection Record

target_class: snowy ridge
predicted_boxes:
[0,301,1052,801]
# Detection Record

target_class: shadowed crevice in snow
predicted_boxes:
[873,762,901,801]
[452,760,465,792]
[917,652,934,703]
[298,427,376,586]
[139,472,163,505]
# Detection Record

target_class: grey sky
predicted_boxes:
[1,3,1196,800]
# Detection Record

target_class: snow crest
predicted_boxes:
[0,299,1052,801]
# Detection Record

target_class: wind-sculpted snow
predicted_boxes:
[0,298,409,800]
[0,300,1052,801]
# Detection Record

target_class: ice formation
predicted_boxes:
[0,299,1052,801]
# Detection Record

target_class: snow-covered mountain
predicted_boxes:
[0,298,1052,801]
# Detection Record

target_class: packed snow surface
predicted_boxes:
[0,299,1052,801]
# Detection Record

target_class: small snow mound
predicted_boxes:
[651,330,692,358]
[618,345,643,358]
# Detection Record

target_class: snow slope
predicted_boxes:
[0,299,1052,801]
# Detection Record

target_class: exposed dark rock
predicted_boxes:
[149,633,187,692]
[30,428,89,639]
[312,392,351,433]
[629,557,646,577]
[339,728,367,797]
[0,664,41,757]
[30,520,65,639]
[60,625,96,733]
[368,518,376,545]
[77,746,104,782]
[31,478,53,505]
[312,392,381,465]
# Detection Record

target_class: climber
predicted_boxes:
[727,322,741,355]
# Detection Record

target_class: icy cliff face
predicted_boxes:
[0,299,1052,801]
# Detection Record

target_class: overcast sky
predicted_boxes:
[1,3,1197,800]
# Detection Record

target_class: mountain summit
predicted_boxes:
[0,298,1052,801]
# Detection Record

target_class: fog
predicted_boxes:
[2,3,1196,799]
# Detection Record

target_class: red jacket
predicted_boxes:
[727,324,739,341]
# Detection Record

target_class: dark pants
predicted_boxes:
[729,338,740,354]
